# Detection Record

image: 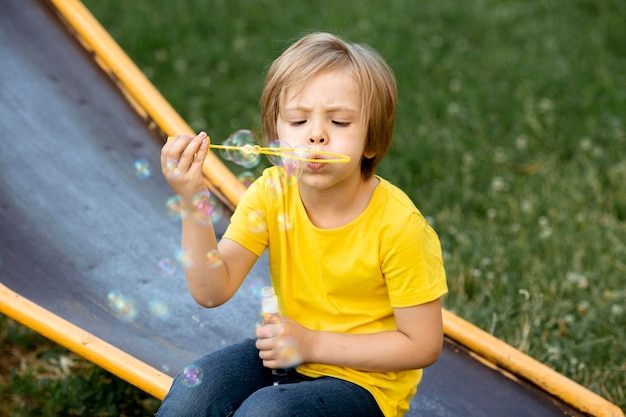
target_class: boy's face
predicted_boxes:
[276,68,370,189]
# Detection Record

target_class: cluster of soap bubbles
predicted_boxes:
[107,289,172,322]
[157,243,223,281]
[192,191,223,225]
[165,191,223,225]
[124,130,311,337]
[219,130,263,169]
[219,130,306,185]
[136,129,323,193]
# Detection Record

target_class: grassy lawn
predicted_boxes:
[1,0,624,413]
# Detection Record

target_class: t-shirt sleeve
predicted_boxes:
[381,213,448,308]
[222,176,269,257]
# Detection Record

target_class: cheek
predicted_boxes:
[277,126,307,146]
[275,122,290,141]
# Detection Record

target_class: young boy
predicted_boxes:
[158,32,447,417]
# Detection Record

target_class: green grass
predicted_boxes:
[2,0,624,413]
[0,315,159,416]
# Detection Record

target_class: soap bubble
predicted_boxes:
[166,195,188,220]
[282,159,303,185]
[206,249,224,268]
[158,258,177,276]
[191,190,222,225]
[278,338,302,368]
[266,140,290,166]
[164,159,181,178]
[176,247,194,269]
[148,299,171,320]
[181,364,203,387]
[267,140,304,184]
[220,130,261,168]
[246,277,265,300]
[247,210,267,234]
[191,314,206,328]
[107,290,138,322]
[266,170,302,198]
[267,174,287,198]
[277,212,292,231]
[134,158,151,179]
[237,144,261,168]
[237,171,256,188]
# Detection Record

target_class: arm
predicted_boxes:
[161,133,257,307]
[257,298,444,372]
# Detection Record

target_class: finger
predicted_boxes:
[176,132,208,174]
[162,134,193,175]
[259,353,281,370]
[256,325,273,339]
[188,134,210,175]
[161,136,175,171]
[255,337,276,353]
[262,359,282,369]
[163,134,192,160]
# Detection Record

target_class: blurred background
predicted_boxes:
[1,0,624,415]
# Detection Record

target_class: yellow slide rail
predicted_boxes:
[0,283,171,399]
[46,0,246,211]
[443,310,624,417]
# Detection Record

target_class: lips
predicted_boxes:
[307,154,325,171]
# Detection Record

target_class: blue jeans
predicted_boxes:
[156,338,384,417]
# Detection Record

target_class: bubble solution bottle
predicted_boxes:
[261,286,289,385]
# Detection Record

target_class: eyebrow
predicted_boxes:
[282,105,359,114]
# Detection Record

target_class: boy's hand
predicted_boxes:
[256,318,305,369]
[160,132,210,199]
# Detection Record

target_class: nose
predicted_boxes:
[308,118,327,145]
[309,135,326,145]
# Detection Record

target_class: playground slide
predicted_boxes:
[0,1,622,416]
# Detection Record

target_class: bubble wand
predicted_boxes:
[208,143,351,164]
[167,129,351,165]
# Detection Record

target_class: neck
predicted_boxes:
[300,175,379,229]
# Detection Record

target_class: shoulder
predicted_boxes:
[375,177,418,211]
[373,176,426,223]
[372,177,439,240]
[240,166,286,201]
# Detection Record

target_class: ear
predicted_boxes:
[363,150,377,159]
[363,134,376,159]
[363,141,377,159]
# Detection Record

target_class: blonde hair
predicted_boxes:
[260,32,397,178]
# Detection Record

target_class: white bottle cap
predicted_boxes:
[261,286,279,315]
[261,286,275,298]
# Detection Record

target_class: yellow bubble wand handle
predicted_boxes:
[209,144,350,164]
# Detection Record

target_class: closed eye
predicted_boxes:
[289,120,306,126]
[332,121,351,127]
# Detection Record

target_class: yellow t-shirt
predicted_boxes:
[224,166,447,417]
